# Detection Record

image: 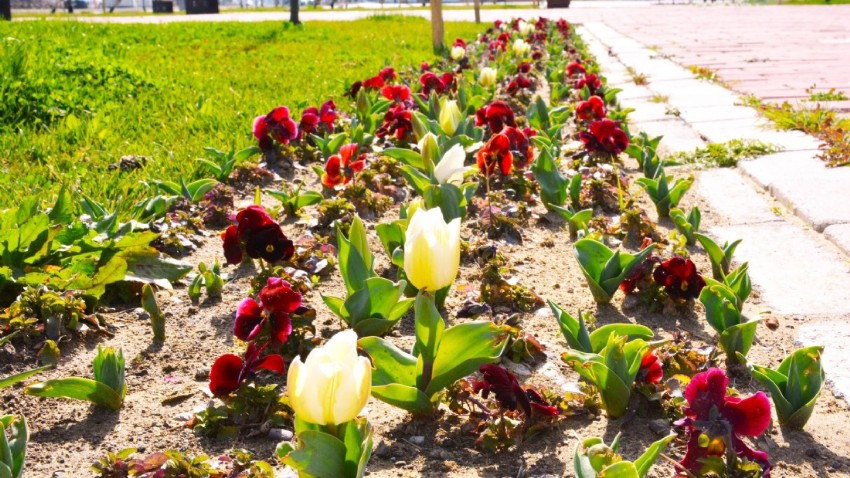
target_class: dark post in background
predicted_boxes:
[1,0,11,21]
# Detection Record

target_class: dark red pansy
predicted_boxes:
[574,73,602,94]
[517,62,530,75]
[235,205,276,236]
[299,107,320,138]
[233,298,264,342]
[264,106,299,145]
[381,84,412,103]
[526,388,559,417]
[566,61,585,77]
[619,254,661,294]
[477,133,513,176]
[419,72,453,97]
[420,62,431,72]
[209,344,285,396]
[259,277,302,317]
[500,126,534,169]
[652,257,706,301]
[378,66,396,82]
[222,225,243,265]
[506,74,533,96]
[244,224,294,264]
[579,118,629,156]
[375,104,413,141]
[576,95,606,121]
[475,100,517,133]
[362,75,385,90]
[252,115,268,141]
[493,19,503,29]
[346,81,363,99]
[556,19,570,34]
[319,100,337,130]
[637,350,664,384]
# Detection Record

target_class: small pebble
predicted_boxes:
[409,435,425,446]
[394,461,407,467]
[268,428,294,441]
[135,308,150,320]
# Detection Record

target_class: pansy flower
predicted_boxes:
[500,126,534,169]
[676,368,772,477]
[576,95,606,121]
[453,38,467,48]
[264,106,299,145]
[381,84,412,103]
[653,257,705,301]
[233,277,302,345]
[574,73,602,94]
[579,118,629,156]
[419,72,454,97]
[362,75,385,90]
[322,143,366,187]
[420,61,431,72]
[472,364,559,419]
[506,74,533,95]
[637,350,664,384]
[476,133,513,176]
[375,104,413,141]
[475,100,517,133]
[378,66,396,82]
[209,343,285,396]
[566,61,586,77]
[221,205,294,265]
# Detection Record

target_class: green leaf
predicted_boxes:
[426,321,509,397]
[424,183,465,222]
[341,418,373,478]
[337,218,374,297]
[589,324,653,354]
[574,239,656,303]
[369,383,433,415]
[383,148,424,169]
[0,366,52,390]
[633,434,676,477]
[550,300,593,352]
[532,148,567,207]
[719,320,760,362]
[358,337,417,388]
[699,284,742,333]
[283,430,347,478]
[598,461,639,478]
[375,221,406,259]
[400,165,432,196]
[413,294,445,381]
[25,377,124,410]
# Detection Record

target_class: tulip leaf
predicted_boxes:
[25,377,124,410]
[321,294,346,319]
[358,337,417,388]
[375,221,406,260]
[550,300,593,353]
[750,345,824,428]
[424,183,466,222]
[749,365,796,426]
[283,430,347,478]
[532,148,568,208]
[400,165,432,196]
[590,324,654,355]
[695,234,741,280]
[699,284,742,333]
[383,148,425,170]
[719,320,760,363]
[369,383,433,415]
[0,365,52,390]
[574,239,656,303]
[340,277,411,337]
[633,433,676,477]
[340,419,373,478]
[426,321,510,397]
[413,294,445,377]
[337,217,375,297]
[598,461,640,478]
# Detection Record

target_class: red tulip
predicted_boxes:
[477,133,513,176]
[209,343,285,397]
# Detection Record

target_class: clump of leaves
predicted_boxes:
[618,207,665,248]
[266,183,323,217]
[1,286,91,341]
[188,261,226,303]
[315,197,356,233]
[191,384,293,441]
[341,183,393,219]
[0,414,27,478]
[92,447,274,477]
[669,140,782,168]
[26,345,126,410]
[807,86,848,102]
[479,251,544,313]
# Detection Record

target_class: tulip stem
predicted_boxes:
[485,175,494,237]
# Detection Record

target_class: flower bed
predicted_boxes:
[2,16,847,478]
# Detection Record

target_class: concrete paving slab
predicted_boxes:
[824,224,850,259]
[629,118,706,155]
[709,222,850,316]
[695,169,781,225]
[676,105,760,124]
[797,319,850,401]
[739,151,850,232]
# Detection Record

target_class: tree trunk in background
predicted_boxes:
[473,0,480,23]
[289,0,300,24]
[0,0,10,21]
[430,0,443,51]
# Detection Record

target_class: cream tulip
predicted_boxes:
[451,45,466,60]
[439,100,463,136]
[518,20,533,36]
[513,39,530,56]
[287,330,371,426]
[433,144,467,186]
[479,67,497,87]
[404,208,461,292]
[417,132,440,171]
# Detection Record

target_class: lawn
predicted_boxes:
[0,16,482,215]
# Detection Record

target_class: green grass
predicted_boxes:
[0,17,482,214]
[669,139,782,168]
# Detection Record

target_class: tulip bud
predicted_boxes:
[451,45,466,61]
[356,88,370,117]
[93,345,126,398]
[417,132,440,174]
[439,100,463,136]
[517,20,533,36]
[513,39,530,56]
[433,144,467,186]
[405,197,424,219]
[287,330,372,426]
[404,208,461,292]
[479,67,497,87]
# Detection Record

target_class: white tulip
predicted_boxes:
[479,67,497,87]
[433,144,467,186]
[451,46,466,60]
[513,39,530,56]
[287,330,371,426]
[518,20,533,36]
[439,100,463,136]
[404,208,461,292]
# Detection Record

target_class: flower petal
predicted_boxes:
[724,392,772,437]
[209,354,244,396]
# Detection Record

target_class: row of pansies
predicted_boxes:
[195,16,826,478]
[2,15,826,478]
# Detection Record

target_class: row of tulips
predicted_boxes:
[201,15,825,478]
